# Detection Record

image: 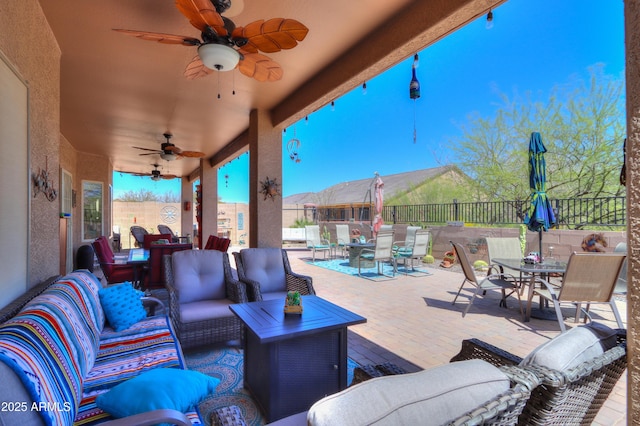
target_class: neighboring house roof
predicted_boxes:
[283,165,457,206]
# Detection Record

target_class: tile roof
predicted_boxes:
[284,165,455,205]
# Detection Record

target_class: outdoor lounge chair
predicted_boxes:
[450,241,524,318]
[130,225,149,248]
[528,252,626,332]
[451,322,627,425]
[157,224,180,243]
[357,230,395,278]
[233,248,315,302]
[163,249,247,348]
[305,225,331,262]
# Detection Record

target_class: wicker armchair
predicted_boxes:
[450,324,627,425]
[233,248,315,302]
[163,250,247,348]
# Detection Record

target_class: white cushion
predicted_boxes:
[172,250,226,303]
[307,359,509,426]
[520,322,618,371]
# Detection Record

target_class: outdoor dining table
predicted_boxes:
[491,257,567,322]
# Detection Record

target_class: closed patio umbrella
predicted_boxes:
[372,174,384,238]
[524,132,556,258]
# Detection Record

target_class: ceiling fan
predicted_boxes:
[113,0,309,82]
[133,132,205,161]
[132,164,177,181]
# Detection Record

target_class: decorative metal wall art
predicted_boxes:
[32,158,58,201]
[259,176,281,201]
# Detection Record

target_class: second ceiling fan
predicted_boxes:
[133,164,177,181]
[114,0,309,82]
[133,133,205,161]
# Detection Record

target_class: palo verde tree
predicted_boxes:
[451,65,626,227]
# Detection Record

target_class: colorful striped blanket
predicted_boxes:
[0,271,202,425]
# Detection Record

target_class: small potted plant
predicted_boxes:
[284,291,303,314]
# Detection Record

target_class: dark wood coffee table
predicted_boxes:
[229,295,366,422]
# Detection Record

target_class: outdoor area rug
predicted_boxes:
[307,258,432,281]
[185,346,359,425]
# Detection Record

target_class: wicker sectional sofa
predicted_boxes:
[0,270,209,426]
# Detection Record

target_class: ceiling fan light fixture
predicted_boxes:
[198,43,240,71]
[160,152,177,161]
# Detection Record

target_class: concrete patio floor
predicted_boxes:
[281,248,627,426]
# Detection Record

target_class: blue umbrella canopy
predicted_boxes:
[524,132,556,255]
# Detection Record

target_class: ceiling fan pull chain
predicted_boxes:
[217,71,221,99]
[232,71,236,96]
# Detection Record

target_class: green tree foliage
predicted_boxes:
[451,65,625,204]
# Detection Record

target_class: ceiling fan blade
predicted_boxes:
[184,56,214,80]
[177,150,206,158]
[175,0,227,36]
[233,19,309,54]
[161,174,178,179]
[238,51,283,82]
[132,172,152,177]
[138,153,159,156]
[133,146,162,152]
[113,29,200,46]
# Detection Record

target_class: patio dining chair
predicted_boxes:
[335,224,351,259]
[393,225,421,255]
[613,242,627,295]
[305,225,331,262]
[528,252,626,332]
[486,237,529,290]
[91,236,136,284]
[396,229,429,274]
[357,230,395,278]
[450,241,524,318]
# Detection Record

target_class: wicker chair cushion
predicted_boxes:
[172,250,226,304]
[307,359,509,426]
[520,322,618,371]
[179,299,237,323]
[239,248,286,294]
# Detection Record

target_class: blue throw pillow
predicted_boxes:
[98,282,147,331]
[96,368,220,418]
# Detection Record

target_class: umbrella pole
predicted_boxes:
[539,230,543,262]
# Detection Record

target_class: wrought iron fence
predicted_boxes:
[383,197,626,229]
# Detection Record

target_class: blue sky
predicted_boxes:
[115,0,624,203]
